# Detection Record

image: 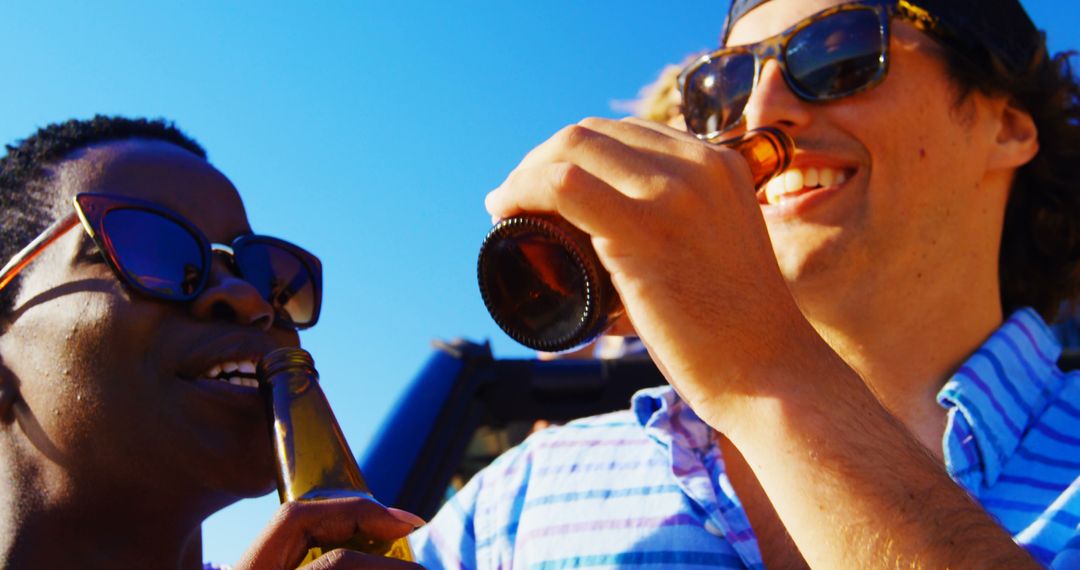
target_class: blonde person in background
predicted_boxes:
[635,56,692,128]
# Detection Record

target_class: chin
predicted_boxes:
[233,477,280,499]
[205,466,279,505]
[773,235,863,306]
[776,248,839,285]
[773,216,853,263]
[201,437,279,499]
[195,481,278,522]
[234,451,279,497]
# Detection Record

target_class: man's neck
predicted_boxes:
[797,283,1004,458]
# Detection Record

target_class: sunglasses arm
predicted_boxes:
[0,213,80,292]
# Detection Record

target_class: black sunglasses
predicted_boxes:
[679,0,937,140]
[0,193,323,329]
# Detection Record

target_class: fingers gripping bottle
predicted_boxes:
[477,126,794,352]
[258,347,414,563]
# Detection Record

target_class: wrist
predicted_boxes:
[697,318,868,442]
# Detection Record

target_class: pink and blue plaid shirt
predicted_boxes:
[411,308,1080,569]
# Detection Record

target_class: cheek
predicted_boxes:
[15,290,169,451]
[66,288,165,378]
[871,50,983,194]
[856,91,978,215]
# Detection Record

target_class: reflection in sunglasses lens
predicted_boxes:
[235,242,315,326]
[684,52,755,136]
[787,9,884,98]
[682,7,888,137]
[103,209,205,298]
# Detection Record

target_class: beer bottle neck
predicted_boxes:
[265,371,371,501]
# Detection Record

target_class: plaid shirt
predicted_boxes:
[411,308,1080,569]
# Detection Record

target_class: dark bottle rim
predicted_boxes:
[477,215,604,352]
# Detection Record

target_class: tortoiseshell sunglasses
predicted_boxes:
[0,193,322,329]
[679,0,941,140]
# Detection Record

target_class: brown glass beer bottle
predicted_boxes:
[477,127,793,352]
[258,347,415,564]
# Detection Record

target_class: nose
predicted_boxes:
[741,59,813,134]
[190,264,274,331]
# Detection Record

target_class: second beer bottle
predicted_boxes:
[258,347,415,564]
[477,126,793,353]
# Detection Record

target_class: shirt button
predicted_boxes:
[704,519,724,537]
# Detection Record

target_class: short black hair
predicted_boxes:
[0,115,207,316]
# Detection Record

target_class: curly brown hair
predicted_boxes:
[941,43,1080,320]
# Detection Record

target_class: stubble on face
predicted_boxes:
[738,15,1000,324]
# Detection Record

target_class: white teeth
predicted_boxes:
[763,166,850,205]
[226,377,259,388]
[819,168,835,187]
[198,359,260,386]
[782,170,804,193]
[765,177,786,205]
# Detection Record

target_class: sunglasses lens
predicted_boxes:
[102,209,206,298]
[234,241,319,327]
[786,9,885,98]
[682,52,756,136]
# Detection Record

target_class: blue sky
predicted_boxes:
[1,1,1077,564]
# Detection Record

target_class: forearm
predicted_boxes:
[716,342,1039,569]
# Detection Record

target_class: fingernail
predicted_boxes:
[388,507,426,528]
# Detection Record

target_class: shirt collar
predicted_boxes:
[630,308,1067,492]
[937,308,1066,489]
[632,385,713,452]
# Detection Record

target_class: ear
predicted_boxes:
[986,98,1039,171]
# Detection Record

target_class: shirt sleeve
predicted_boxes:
[410,433,541,570]
[409,470,484,570]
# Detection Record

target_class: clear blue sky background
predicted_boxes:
[1,1,1076,564]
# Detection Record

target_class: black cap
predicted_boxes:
[722,0,1045,78]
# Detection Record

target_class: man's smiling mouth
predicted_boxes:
[761,166,853,205]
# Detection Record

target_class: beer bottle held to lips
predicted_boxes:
[477,127,794,353]
[258,347,415,564]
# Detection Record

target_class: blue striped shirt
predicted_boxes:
[411,308,1080,568]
